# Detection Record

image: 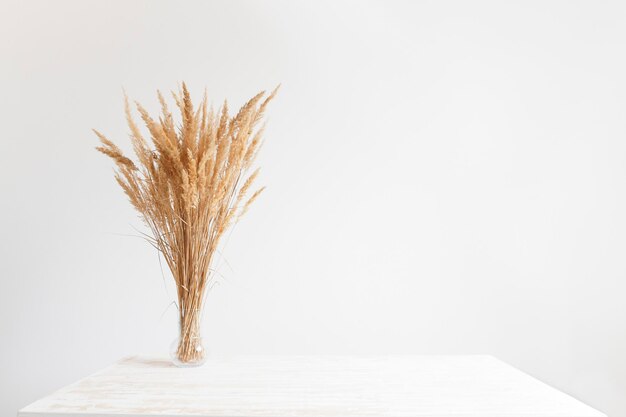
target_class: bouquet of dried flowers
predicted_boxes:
[95,83,277,366]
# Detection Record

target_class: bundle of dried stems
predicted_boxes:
[95,83,277,364]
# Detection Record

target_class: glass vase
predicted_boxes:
[170,308,207,367]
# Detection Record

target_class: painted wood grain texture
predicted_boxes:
[18,355,605,417]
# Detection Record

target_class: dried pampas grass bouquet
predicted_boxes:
[95,83,277,367]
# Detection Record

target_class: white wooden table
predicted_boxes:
[19,356,605,417]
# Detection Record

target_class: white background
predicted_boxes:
[1,1,624,416]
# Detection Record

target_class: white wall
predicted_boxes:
[1,0,625,415]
